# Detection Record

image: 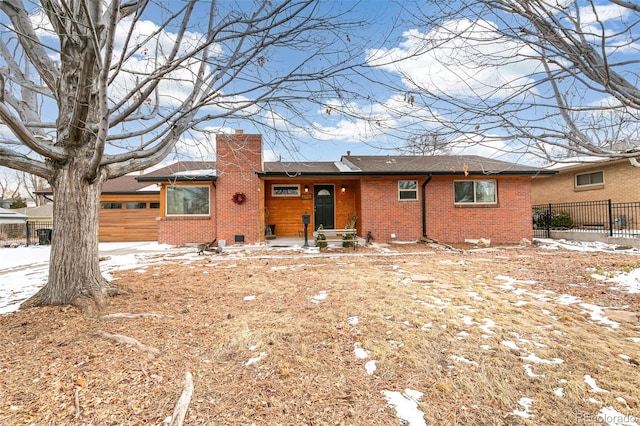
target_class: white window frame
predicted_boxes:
[398,180,418,201]
[453,180,497,205]
[272,184,300,197]
[166,185,210,216]
[575,170,604,188]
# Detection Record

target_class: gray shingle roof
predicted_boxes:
[343,155,550,175]
[102,175,153,193]
[263,161,341,175]
[260,155,554,177]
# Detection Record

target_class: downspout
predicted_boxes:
[421,175,433,238]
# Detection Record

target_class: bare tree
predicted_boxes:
[0,0,366,308]
[398,132,452,155]
[0,168,21,201]
[16,171,48,205]
[368,0,640,165]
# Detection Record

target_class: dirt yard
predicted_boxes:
[1,242,639,425]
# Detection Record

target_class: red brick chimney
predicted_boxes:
[215,131,264,244]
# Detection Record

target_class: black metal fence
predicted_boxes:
[533,200,640,239]
[0,220,53,247]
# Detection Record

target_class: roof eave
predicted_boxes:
[258,170,556,178]
[101,191,161,195]
[136,176,217,183]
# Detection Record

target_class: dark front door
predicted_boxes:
[314,185,334,229]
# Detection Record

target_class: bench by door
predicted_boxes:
[314,185,334,230]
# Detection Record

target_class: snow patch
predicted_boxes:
[381,389,426,426]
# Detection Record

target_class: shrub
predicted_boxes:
[551,211,574,228]
[342,232,355,248]
[533,210,573,229]
[314,225,327,248]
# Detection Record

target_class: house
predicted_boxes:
[530,158,640,245]
[34,131,554,244]
[0,207,28,225]
[0,207,28,245]
[531,158,640,205]
[17,204,53,223]
[135,131,555,246]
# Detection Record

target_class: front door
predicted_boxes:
[314,185,334,229]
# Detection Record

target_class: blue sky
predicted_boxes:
[188,0,424,164]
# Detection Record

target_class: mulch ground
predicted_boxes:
[1,242,639,425]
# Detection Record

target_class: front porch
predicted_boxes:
[263,179,361,238]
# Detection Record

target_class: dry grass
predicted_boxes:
[1,244,640,425]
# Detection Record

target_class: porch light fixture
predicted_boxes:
[304,185,309,193]
[341,185,346,193]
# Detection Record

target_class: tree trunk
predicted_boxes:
[22,162,108,309]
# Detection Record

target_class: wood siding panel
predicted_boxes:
[264,181,358,237]
[99,194,159,242]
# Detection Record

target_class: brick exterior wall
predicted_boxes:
[532,159,640,205]
[359,178,422,242]
[425,177,532,243]
[157,184,216,245]
[215,132,263,244]
[156,131,263,246]
[359,176,532,244]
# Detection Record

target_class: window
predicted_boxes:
[272,184,300,197]
[398,180,418,200]
[126,202,147,209]
[149,202,160,209]
[454,180,497,204]
[166,186,210,215]
[575,171,604,187]
[101,202,122,209]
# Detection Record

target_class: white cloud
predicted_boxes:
[367,19,541,100]
[310,94,445,143]
[448,133,543,165]
[576,4,631,25]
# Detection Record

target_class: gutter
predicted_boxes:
[256,170,556,178]
[422,175,433,238]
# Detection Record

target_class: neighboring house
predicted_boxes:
[17,204,53,223]
[0,207,28,225]
[136,131,555,246]
[531,158,640,205]
[0,207,28,244]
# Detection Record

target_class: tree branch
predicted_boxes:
[0,146,52,178]
[0,0,60,91]
[0,103,66,160]
[169,372,194,426]
[96,330,161,360]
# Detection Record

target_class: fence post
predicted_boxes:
[608,199,613,237]
[26,222,30,246]
[546,203,552,238]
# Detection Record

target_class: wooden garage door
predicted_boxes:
[99,199,159,242]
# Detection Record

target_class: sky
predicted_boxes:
[1,238,640,425]
[0,0,638,181]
